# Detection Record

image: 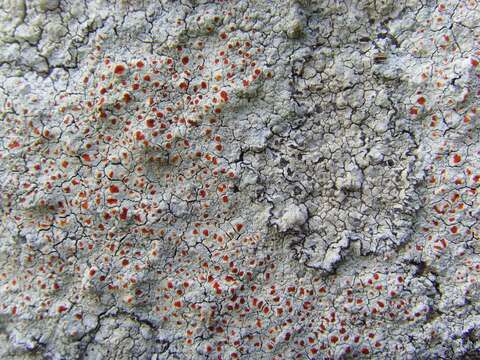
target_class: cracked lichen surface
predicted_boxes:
[0,0,479,359]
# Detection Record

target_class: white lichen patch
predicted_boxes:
[0,0,479,359]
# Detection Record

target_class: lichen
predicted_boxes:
[0,0,479,359]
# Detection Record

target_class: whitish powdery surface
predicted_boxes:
[0,0,479,359]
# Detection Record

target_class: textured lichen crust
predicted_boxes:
[0,0,479,359]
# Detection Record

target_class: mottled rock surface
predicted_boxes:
[0,0,479,359]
